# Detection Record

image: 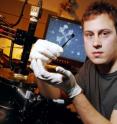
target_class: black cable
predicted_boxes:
[10,0,28,28]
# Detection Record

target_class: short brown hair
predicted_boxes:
[82,1,117,32]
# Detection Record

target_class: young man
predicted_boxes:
[30,1,117,124]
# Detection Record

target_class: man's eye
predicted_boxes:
[100,31,111,38]
[85,33,93,37]
[103,32,109,35]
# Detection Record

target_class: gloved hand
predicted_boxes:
[55,66,82,98]
[30,39,82,98]
[30,39,64,80]
[30,39,63,64]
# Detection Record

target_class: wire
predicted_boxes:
[10,0,28,27]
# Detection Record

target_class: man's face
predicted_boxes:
[83,14,117,64]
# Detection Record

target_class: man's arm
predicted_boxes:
[73,93,117,124]
[110,110,117,124]
[37,79,117,124]
[36,78,65,99]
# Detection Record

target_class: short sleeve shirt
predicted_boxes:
[75,60,117,119]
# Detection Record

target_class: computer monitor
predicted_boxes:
[43,15,86,66]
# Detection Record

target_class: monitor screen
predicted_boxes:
[44,15,86,63]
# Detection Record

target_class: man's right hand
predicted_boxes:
[30,39,63,64]
[29,39,63,80]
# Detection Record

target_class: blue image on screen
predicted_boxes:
[44,16,86,62]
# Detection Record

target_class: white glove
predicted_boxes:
[30,39,63,80]
[30,39,82,98]
[30,39,63,64]
[55,66,82,98]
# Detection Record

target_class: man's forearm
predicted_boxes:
[37,79,62,99]
[73,93,111,124]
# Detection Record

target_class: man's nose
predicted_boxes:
[93,37,102,48]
